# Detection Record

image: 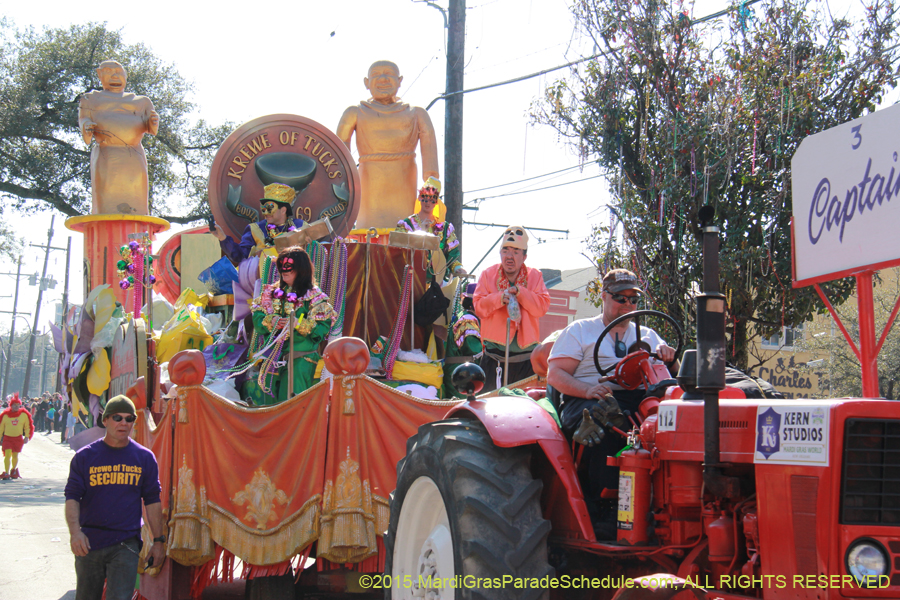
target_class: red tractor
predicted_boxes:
[384,216,900,600]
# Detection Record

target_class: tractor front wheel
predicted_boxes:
[384,418,553,600]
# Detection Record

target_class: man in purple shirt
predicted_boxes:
[64,396,165,600]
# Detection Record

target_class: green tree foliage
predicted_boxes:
[800,269,900,399]
[532,0,898,368]
[0,20,232,224]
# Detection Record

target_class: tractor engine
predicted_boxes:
[605,393,900,598]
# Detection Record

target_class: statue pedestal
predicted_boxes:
[66,214,170,309]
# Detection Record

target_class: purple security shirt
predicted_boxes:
[64,437,161,551]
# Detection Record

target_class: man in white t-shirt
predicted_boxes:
[547,268,678,537]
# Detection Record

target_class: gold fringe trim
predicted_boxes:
[374,494,390,536]
[319,472,386,563]
[169,480,213,566]
[207,495,321,566]
[168,511,214,566]
[318,509,377,563]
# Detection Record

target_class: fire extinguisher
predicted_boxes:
[608,444,654,545]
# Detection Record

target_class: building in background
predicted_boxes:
[539,267,599,341]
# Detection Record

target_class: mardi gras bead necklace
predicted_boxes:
[326,239,348,341]
[115,239,156,318]
[383,264,413,379]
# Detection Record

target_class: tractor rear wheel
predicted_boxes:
[384,418,553,600]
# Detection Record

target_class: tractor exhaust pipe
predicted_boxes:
[695,206,740,499]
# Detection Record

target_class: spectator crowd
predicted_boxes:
[0,392,82,443]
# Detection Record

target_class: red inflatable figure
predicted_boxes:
[0,394,35,480]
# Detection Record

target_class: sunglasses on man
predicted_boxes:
[110,415,136,423]
[608,292,640,306]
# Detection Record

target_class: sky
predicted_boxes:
[0,0,872,337]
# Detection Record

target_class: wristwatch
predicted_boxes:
[153,535,166,544]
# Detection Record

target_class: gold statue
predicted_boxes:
[79,60,159,215]
[337,60,439,229]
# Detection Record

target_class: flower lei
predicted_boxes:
[252,285,330,336]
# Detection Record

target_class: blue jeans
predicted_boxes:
[74,536,140,600]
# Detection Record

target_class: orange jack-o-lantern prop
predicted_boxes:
[323,337,369,376]
[169,350,207,386]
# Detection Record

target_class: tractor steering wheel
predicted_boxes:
[592,310,684,377]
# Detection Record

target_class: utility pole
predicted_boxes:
[0,294,12,385]
[56,236,72,392]
[22,215,54,397]
[444,0,466,242]
[39,333,48,394]
[1,257,24,400]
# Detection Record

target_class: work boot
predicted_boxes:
[11,468,20,479]
[0,472,9,480]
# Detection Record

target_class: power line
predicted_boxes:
[472,173,606,201]
[425,0,769,110]
[463,159,600,195]
[426,51,601,110]
[405,51,443,96]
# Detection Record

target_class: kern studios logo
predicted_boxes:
[756,407,781,459]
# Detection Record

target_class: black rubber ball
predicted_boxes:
[452,363,485,396]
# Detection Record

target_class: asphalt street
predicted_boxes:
[0,430,77,600]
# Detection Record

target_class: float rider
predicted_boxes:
[396,177,467,284]
[474,226,550,392]
[212,183,305,268]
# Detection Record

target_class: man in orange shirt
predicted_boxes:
[474,226,550,391]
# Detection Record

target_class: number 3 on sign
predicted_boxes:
[657,405,677,432]
[851,124,862,150]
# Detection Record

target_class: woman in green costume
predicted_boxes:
[251,247,336,404]
[396,177,467,283]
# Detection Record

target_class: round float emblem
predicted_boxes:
[208,114,361,240]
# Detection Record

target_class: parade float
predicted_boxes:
[55,59,538,599]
